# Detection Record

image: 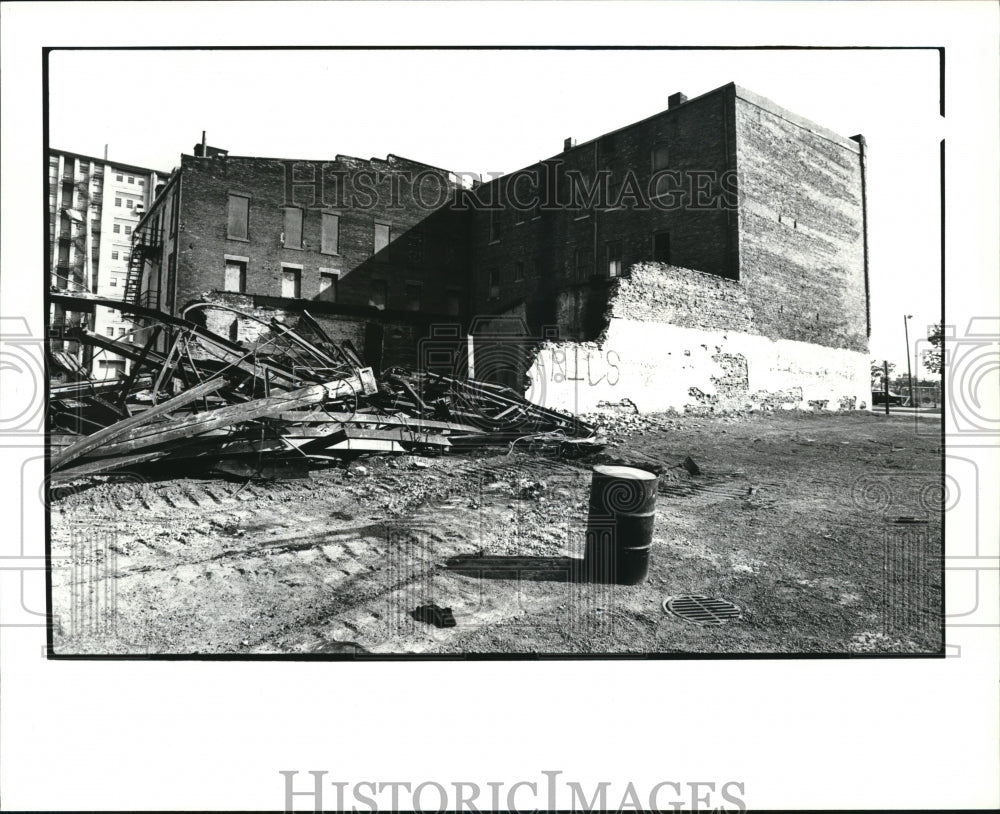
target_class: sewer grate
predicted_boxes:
[663,595,741,625]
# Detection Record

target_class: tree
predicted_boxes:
[871,359,894,387]
[922,323,943,374]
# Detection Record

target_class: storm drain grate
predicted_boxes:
[663,595,741,625]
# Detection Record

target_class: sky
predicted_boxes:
[49,47,944,372]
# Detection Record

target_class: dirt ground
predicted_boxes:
[50,409,944,656]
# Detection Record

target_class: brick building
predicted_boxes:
[131,147,470,370]
[469,82,870,411]
[125,82,871,411]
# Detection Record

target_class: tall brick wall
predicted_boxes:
[165,154,470,317]
[468,86,738,333]
[734,87,869,353]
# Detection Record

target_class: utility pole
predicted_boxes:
[904,315,915,408]
[884,360,890,416]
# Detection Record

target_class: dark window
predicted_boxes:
[652,143,670,171]
[111,251,119,260]
[106,328,114,337]
[653,230,671,264]
[113,224,120,233]
[489,209,497,242]
[446,290,461,316]
[124,225,132,235]
[405,283,422,312]
[281,266,301,298]
[110,278,117,287]
[227,194,250,240]
[575,248,593,278]
[114,197,122,207]
[514,261,525,282]
[127,175,134,184]
[319,270,339,302]
[224,258,247,293]
[369,279,387,310]
[115,174,123,182]
[408,234,424,265]
[321,213,340,254]
[126,199,133,209]
[283,207,303,249]
[488,268,500,299]
[607,241,622,278]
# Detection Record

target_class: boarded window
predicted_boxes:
[283,207,303,249]
[607,241,622,278]
[405,283,422,312]
[369,279,387,310]
[281,266,301,298]
[652,143,670,171]
[227,194,249,240]
[224,259,247,292]
[319,270,339,302]
[321,213,340,254]
[374,222,391,255]
[653,230,671,264]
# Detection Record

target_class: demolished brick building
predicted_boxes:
[127,82,871,413]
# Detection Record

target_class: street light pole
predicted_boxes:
[904,314,915,408]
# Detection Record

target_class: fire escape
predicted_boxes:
[124,215,160,307]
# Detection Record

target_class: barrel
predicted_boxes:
[583,465,658,585]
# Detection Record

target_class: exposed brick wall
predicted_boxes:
[734,88,869,353]
[525,261,870,414]
[610,262,753,333]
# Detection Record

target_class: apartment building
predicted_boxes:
[48,149,167,378]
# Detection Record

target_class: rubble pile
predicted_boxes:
[49,300,600,483]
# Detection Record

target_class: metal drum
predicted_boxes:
[583,464,658,585]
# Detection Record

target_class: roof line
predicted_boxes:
[48,147,171,177]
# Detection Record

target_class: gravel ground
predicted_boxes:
[50,409,943,656]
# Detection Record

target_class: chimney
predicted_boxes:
[668,92,688,109]
[563,137,576,152]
